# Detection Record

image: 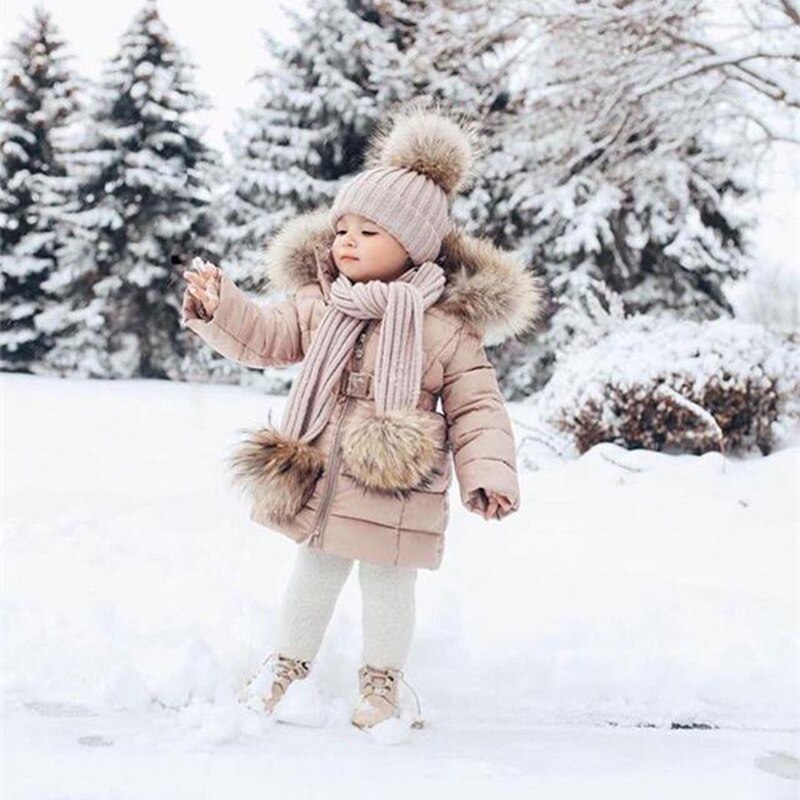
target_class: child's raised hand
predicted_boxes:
[183,257,221,320]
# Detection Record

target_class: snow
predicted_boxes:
[1,372,797,796]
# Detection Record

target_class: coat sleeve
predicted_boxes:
[181,271,306,368]
[440,323,521,518]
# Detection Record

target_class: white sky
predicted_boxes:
[3,0,303,151]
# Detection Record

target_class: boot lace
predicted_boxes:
[359,664,425,729]
[268,652,311,689]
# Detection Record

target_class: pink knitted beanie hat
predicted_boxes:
[328,100,483,264]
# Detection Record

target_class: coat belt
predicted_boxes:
[339,369,436,411]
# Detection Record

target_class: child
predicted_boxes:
[181,101,545,730]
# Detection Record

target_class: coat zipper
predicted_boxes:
[306,319,377,547]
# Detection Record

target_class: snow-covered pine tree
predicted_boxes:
[468,0,758,397]
[356,0,523,238]
[0,6,82,373]
[386,0,553,396]
[219,0,414,287]
[46,0,222,379]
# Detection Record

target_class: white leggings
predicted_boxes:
[276,544,417,670]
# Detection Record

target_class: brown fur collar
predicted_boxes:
[257,208,548,346]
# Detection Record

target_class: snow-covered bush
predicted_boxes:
[532,316,800,456]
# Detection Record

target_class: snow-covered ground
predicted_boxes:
[1,373,798,797]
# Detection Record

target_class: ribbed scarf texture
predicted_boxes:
[280,260,446,445]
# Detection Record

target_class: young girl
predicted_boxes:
[181,102,545,730]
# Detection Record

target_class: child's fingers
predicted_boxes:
[201,283,220,310]
[187,282,207,298]
[200,259,219,278]
[187,280,206,297]
[205,280,219,303]
[187,286,210,313]
[184,271,218,302]
[184,269,213,291]
[186,257,218,280]
[477,490,512,520]
[184,271,204,288]
[184,291,207,320]
[494,494,511,511]
[187,283,215,313]
[491,493,514,520]
[488,490,512,507]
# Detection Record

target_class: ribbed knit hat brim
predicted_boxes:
[329,166,450,264]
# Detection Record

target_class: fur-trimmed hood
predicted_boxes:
[256,207,548,346]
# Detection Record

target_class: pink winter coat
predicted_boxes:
[181,209,546,570]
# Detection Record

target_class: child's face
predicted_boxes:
[331,212,413,282]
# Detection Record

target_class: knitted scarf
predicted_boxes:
[279,259,446,445]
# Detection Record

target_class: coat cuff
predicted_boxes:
[458,459,520,515]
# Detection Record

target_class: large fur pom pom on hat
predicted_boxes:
[363,98,486,199]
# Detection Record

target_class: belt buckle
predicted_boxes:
[345,371,372,399]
